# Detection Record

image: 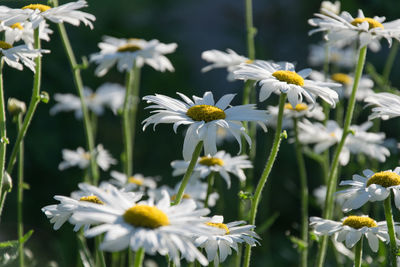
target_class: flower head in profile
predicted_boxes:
[0,21,52,45]
[194,215,260,265]
[309,9,400,50]
[234,61,339,107]
[310,215,393,252]
[365,92,400,120]
[142,91,268,160]
[308,44,356,69]
[171,150,252,188]
[90,36,177,77]
[50,83,125,118]
[70,189,212,266]
[58,144,117,171]
[201,48,252,81]
[0,1,95,29]
[337,168,400,212]
[109,170,157,192]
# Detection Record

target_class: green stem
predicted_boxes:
[243,93,287,267]
[384,193,398,267]
[17,114,24,267]
[204,172,215,208]
[173,141,203,205]
[383,41,399,83]
[244,0,255,60]
[293,118,308,267]
[354,236,363,267]
[315,46,367,267]
[133,248,145,267]
[56,19,99,184]
[0,60,5,204]
[95,236,106,267]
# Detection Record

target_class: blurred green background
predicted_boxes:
[2,0,400,266]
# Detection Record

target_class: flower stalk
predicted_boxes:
[204,172,215,209]
[17,114,24,267]
[354,236,363,267]
[384,193,398,267]
[133,248,145,267]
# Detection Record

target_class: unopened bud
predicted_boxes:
[7,98,26,116]
[320,1,340,15]
[2,172,12,192]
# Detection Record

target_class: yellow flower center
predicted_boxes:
[79,196,104,205]
[82,153,91,160]
[117,44,142,53]
[0,41,13,50]
[351,17,384,29]
[22,4,51,12]
[342,216,377,229]
[206,222,230,234]
[186,105,226,123]
[11,23,24,30]
[284,103,308,112]
[272,70,304,86]
[198,156,224,166]
[170,194,191,201]
[245,59,254,64]
[330,132,336,138]
[331,73,352,85]
[366,171,400,188]
[123,205,170,229]
[128,176,143,186]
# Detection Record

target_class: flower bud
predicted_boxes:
[2,172,12,192]
[320,1,340,15]
[7,98,26,116]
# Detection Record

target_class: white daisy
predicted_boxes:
[194,215,260,266]
[201,48,251,81]
[90,36,177,77]
[70,189,213,266]
[233,61,339,107]
[58,144,116,171]
[310,215,392,252]
[337,168,400,212]
[142,91,268,160]
[42,182,141,231]
[1,1,95,29]
[109,170,157,192]
[298,120,390,165]
[364,92,400,120]
[309,9,400,50]
[0,21,52,45]
[171,151,252,188]
[50,83,125,118]
[0,41,48,72]
[320,1,341,15]
[308,43,356,69]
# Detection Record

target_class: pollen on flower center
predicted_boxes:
[199,156,224,166]
[170,193,191,201]
[0,41,13,50]
[284,103,308,112]
[117,44,142,53]
[342,216,377,229]
[11,23,23,30]
[82,153,91,160]
[186,105,226,123]
[331,73,352,85]
[272,70,304,86]
[123,205,170,229]
[79,196,104,205]
[206,222,230,234]
[245,59,254,64]
[22,4,51,12]
[366,171,400,188]
[128,176,143,186]
[351,17,384,29]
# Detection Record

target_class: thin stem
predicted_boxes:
[0,59,5,200]
[383,41,399,83]
[95,236,106,267]
[173,142,203,205]
[204,172,215,209]
[56,19,99,184]
[122,68,135,177]
[244,0,255,60]
[354,236,363,267]
[17,114,24,267]
[315,46,367,267]
[243,93,287,267]
[293,118,308,267]
[133,248,145,267]
[130,66,141,172]
[384,193,397,267]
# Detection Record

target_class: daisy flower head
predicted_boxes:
[233,60,340,107]
[201,48,252,81]
[142,91,268,160]
[70,189,213,266]
[308,43,356,69]
[337,168,400,212]
[309,9,400,50]
[109,170,157,192]
[58,144,116,171]
[0,21,52,45]
[50,83,125,118]
[0,41,49,72]
[195,215,260,265]
[171,151,252,188]
[90,36,177,77]
[310,215,392,252]
[365,92,400,120]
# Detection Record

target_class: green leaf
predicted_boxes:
[238,190,253,200]
[257,212,279,234]
[0,230,34,248]
[288,235,308,251]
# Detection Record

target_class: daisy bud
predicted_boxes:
[7,98,26,116]
[2,172,12,192]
